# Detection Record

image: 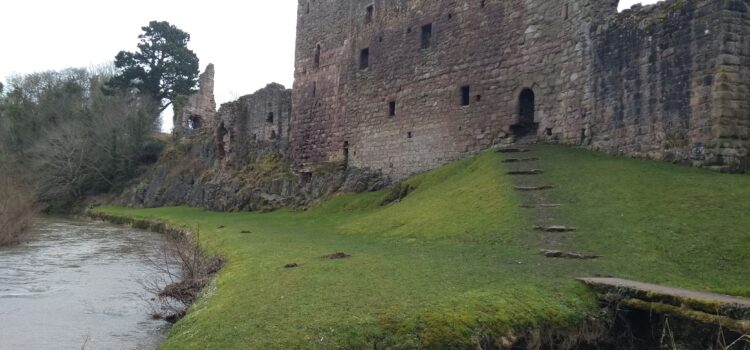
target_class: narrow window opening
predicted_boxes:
[360,48,370,70]
[314,45,321,68]
[460,86,471,106]
[481,0,486,8]
[343,141,350,168]
[312,81,317,96]
[580,128,587,144]
[306,2,310,14]
[545,128,553,136]
[364,5,373,24]
[267,112,274,123]
[476,94,482,102]
[564,3,569,20]
[447,13,452,19]
[270,130,277,140]
[421,23,433,49]
[388,101,396,117]
[407,132,413,139]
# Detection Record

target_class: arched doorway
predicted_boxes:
[512,88,538,137]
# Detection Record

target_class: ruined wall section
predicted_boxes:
[174,64,217,136]
[217,83,292,167]
[588,0,749,171]
[293,0,615,179]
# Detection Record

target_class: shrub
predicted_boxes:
[0,173,35,246]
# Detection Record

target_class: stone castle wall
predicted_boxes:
[585,0,750,171]
[292,0,749,179]
[216,83,292,166]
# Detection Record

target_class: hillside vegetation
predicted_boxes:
[95,145,750,349]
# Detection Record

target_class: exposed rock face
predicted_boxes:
[173,64,217,136]
[292,0,749,177]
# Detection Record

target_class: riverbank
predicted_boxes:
[93,146,750,349]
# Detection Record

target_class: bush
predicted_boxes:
[0,173,35,246]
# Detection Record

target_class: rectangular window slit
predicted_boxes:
[460,85,471,106]
[388,101,396,117]
[365,5,373,24]
[421,23,433,49]
[360,48,370,70]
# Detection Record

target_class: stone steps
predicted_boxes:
[498,148,531,154]
[540,249,599,260]
[534,225,577,232]
[507,169,544,175]
[514,185,554,191]
[502,157,540,163]
[520,203,561,209]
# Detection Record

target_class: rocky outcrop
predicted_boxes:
[173,64,217,136]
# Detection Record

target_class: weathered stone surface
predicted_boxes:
[173,64,217,136]
[541,249,599,260]
[215,83,293,167]
[534,225,577,233]
[514,185,554,191]
[508,169,544,175]
[292,0,750,179]
[122,70,386,211]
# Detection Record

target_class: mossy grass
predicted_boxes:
[95,146,750,349]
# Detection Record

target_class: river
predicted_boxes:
[0,217,170,350]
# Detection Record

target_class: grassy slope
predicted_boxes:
[95,146,750,349]
[531,145,750,297]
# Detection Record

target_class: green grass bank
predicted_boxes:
[94,145,750,349]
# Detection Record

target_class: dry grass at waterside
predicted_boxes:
[0,173,35,246]
[94,146,750,349]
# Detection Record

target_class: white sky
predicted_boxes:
[619,0,663,11]
[0,0,659,131]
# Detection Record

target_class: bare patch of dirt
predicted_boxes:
[322,252,351,260]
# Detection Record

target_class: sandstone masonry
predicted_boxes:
[174,64,217,136]
[216,83,293,166]
[292,0,750,179]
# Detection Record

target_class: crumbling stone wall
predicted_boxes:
[292,0,750,178]
[216,83,292,167]
[586,0,750,172]
[173,64,217,136]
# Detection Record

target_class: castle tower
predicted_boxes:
[173,64,217,136]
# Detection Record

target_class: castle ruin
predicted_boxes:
[291,0,749,178]
[175,0,749,186]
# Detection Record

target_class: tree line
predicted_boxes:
[0,21,200,244]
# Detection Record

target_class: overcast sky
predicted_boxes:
[0,0,659,131]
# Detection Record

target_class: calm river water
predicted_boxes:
[0,217,170,350]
